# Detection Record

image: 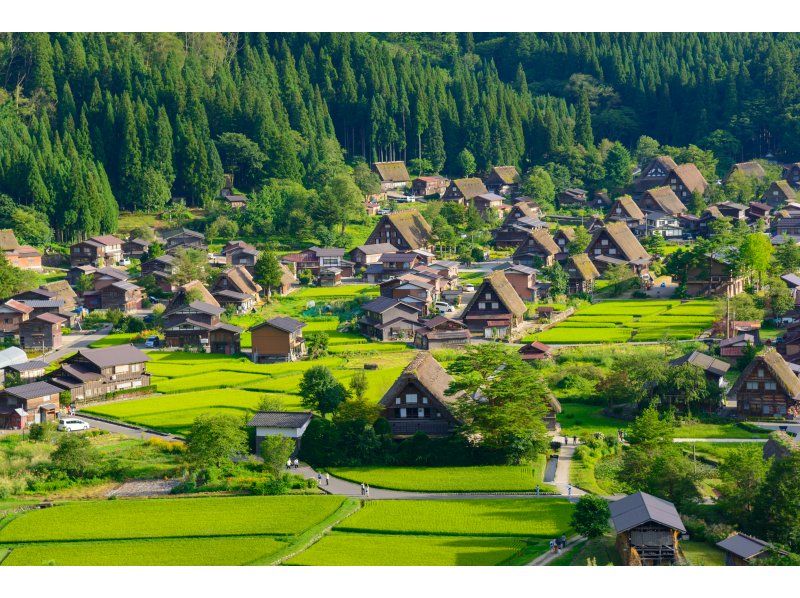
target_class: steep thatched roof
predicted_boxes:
[568,253,600,280]
[593,221,650,262]
[381,210,433,249]
[379,351,462,408]
[641,186,687,215]
[671,163,709,194]
[488,165,521,185]
[463,271,526,319]
[729,349,800,401]
[0,229,20,251]
[220,265,262,296]
[451,177,488,200]
[608,195,644,220]
[372,161,410,183]
[763,180,796,203]
[526,228,559,256]
[727,161,766,181]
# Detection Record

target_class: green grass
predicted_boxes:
[548,533,621,566]
[681,540,726,566]
[88,332,140,348]
[327,463,555,493]
[673,421,770,439]
[335,499,573,538]
[286,532,540,566]
[525,299,716,344]
[557,403,628,439]
[3,536,289,566]
[0,496,346,543]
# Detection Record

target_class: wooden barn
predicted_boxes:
[610,492,686,566]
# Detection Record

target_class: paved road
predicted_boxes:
[673,438,768,443]
[528,535,583,566]
[43,324,112,363]
[551,443,586,500]
[72,413,179,441]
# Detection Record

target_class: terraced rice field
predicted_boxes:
[525,300,716,344]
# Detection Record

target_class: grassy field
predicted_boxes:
[335,499,573,538]
[548,533,621,566]
[287,532,542,566]
[89,332,141,348]
[328,461,555,493]
[681,540,726,566]
[525,299,717,344]
[83,351,411,435]
[0,496,346,543]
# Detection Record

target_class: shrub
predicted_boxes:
[706,523,736,544]
[27,421,57,442]
[251,474,292,495]
[682,515,708,541]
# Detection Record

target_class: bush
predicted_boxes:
[706,523,736,544]
[682,515,708,541]
[27,421,57,442]
[632,290,648,299]
[251,473,293,495]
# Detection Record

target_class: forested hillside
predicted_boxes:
[0,32,798,242]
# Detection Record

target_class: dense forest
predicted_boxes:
[0,32,798,242]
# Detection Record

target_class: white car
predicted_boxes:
[58,418,90,432]
[118,258,131,267]
[144,336,160,348]
[462,284,475,293]
[434,301,455,313]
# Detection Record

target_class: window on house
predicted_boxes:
[594,249,601,255]
[422,397,428,404]
[609,248,617,255]
[492,302,499,309]
[417,408,425,418]
[395,397,400,405]
[746,381,759,390]
[406,394,418,404]
[399,408,407,418]
[758,369,764,378]
[765,381,777,390]
[485,293,492,300]
[601,239,608,246]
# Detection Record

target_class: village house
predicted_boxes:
[0,347,28,385]
[585,221,651,276]
[318,267,342,287]
[501,264,540,302]
[140,254,178,293]
[67,264,97,287]
[250,317,306,363]
[364,198,380,217]
[0,380,62,428]
[636,186,686,217]
[715,201,748,221]
[726,161,766,182]
[0,229,42,271]
[783,162,800,189]
[359,296,422,342]
[441,177,489,204]
[518,340,553,361]
[122,236,150,260]
[162,285,241,354]
[606,195,645,228]
[365,210,433,251]
[379,275,435,309]
[746,201,771,227]
[610,492,686,566]
[413,315,471,350]
[761,180,796,207]
[50,345,151,404]
[682,253,747,298]
[371,161,411,192]
[557,188,587,207]
[6,360,48,383]
[512,228,559,268]
[728,350,800,418]
[41,281,78,314]
[69,234,124,267]
[472,193,510,219]
[247,411,313,456]
[669,350,730,388]
[665,163,709,201]
[427,260,460,286]
[350,243,398,268]
[633,155,678,196]
[460,271,526,339]
[411,175,449,197]
[222,193,250,209]
[484,165,521,196]
[717,533,787,566]
[566,253,600,295]
[0,299,33,335]
[376,252,421,280]
[492,201,547,248]
[212,266,261,303]
[281,247,354,278]
[19,313,66,351]
[720,333,757,361]
[83,280,143,313]
[552,227,575,260]
[771,211,800,238]
[591,190,613,210]
[678,213,701,238]
[635,212,683,239]
[378,351,461,437]
[10,296,66,322]
[163,228,207,252]
[223,241,259,271]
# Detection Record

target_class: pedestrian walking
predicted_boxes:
[535,485,540,497]
[573,436,577,445]
[293,458,299,469]
[317,472,322,485]
[286,459,292,470]
[549,539,555,553]
[325,473,330,486]
[365,484,370,497]
[360,483,365,496]
[560,534,567,549]
[564,435,568,445]
[567,484,573,498]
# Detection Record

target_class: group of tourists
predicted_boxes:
[360,483,370,497]
[549,535,568,554]
[285,458,300,469]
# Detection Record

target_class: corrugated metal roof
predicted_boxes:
[609,492,686,534]
[247,411,313,428]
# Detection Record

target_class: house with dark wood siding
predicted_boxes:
[365,210,433,251]
[728,350,800,418]
[441,177,488,204]
[460,271,526,338]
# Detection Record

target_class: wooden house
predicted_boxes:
[0,299,33,334]
[472,193,510,218]
[50,345,151,404]
[557,188,587,207]
[492,202,547,248]
[728,350,800,418]
[378,351,462,437]
[720,333,757,360]
[247,411,313,456]
[358,296,421,342]
[610,492,686,566]
[441,177,488,204]
[41,281,77,313]
[163,228,206,252]
[318,267,342,287]
[69,234,124,267]
[552,227,575,260]
[518,341,553,361]
[746,201,771,226]
[637,186,686,216]
[783,162,800,189]
[371,161,411,191]
[379,275,435,308]
[716,201,748,221]
[350,243,397,267]
[511,228,559,268]
[716,533,787,566]
[726,161,766,182]
[212,266,261,302]
[460,271,526,339]
[635,212,683,239]
[223,241,259,271]
[6,360,47,383]
[566,253,600,295]
[0,381,62,428]
[250,317,306,363]
[665,163,709,200]
[682,253,746,298]
[0,229,42,271]
[413,316,470,350]
[586,222,651,275]
[606,195,645,227]
[223,194,250,209]
[19,313,66,351]
[123,236,150,260]
[281,247,354,277]
[502,264,539,302]
[761,180,796,207]
[412,176,449,197]
[669,350,730,388]
[633,155,678,195]
[67,265,97,287]
[484,166,521,196]
[365,210,433,251]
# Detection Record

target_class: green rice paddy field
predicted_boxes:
[1,496,572,566]
[525,300,717,344]
[83,351,412,435]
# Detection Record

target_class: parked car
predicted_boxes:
[462,284,475,292]
[144,336,160,348]
[58,418,90,432]
[118,258,131,267]
[377,208,391,215]
[434,301,455,313]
